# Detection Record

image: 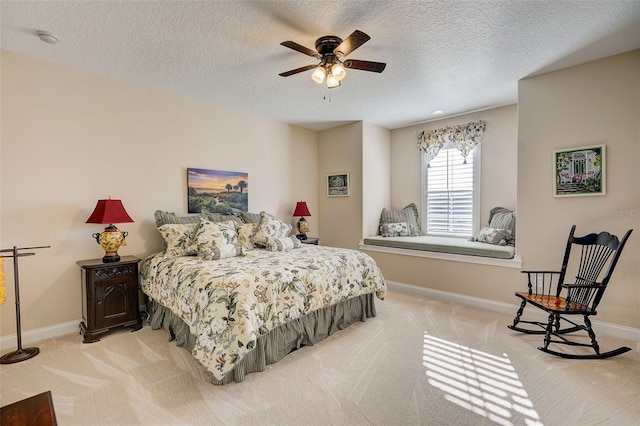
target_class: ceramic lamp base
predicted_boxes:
[92,225,128,264]
[296,217,309,236]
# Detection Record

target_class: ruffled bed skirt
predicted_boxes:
[148,293,377,384]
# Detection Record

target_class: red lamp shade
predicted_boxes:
[293,201,311,241]
[86,199,133,263]
[86,199,134,224]
[292,201,311,217]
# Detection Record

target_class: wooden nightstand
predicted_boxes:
[77,256,142,343]
[300,237,319,245]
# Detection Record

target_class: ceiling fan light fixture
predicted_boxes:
[331,63,346,81]
[327,74,341,89]
[311,66,326,84]
[279,30,385,89]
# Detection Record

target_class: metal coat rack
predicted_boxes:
[0,245,50,364]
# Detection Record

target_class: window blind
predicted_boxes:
[426,147,474,237]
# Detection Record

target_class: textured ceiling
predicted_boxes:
[2,1,640,131]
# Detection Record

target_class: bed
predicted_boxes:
[140,219,387,384]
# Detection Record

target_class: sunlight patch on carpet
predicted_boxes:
[423,333,543,426]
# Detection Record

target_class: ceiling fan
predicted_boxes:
[279,30,386,88]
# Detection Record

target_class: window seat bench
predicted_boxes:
[361,235,516,260]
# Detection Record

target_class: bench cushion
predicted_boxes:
[362,235,516,259]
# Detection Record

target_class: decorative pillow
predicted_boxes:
[204,212,243,225]
[188,219,238,254]
[379,203,422,236]
[265,236,302,252]
[157,224,198,257]
[198,242,244,261]
[488,207,516,246]
[380,222,410,237]
[239,212,262,224]
[252,212,293,247]
[236,223,257,251]
[476,227,508,245]
[154,210,205,227]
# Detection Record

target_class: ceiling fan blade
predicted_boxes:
[280,41,321,58]
[334,30,370,57]
[343,59,386,73]
[279,64,318,77]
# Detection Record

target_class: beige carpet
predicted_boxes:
[1,288,638,426]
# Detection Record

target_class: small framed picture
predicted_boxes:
[327,173,349,197]
[553,145,605,197]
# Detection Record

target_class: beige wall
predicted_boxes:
[368,52,639,329]
[364,105,521,304]
[362,123,391,238]
[0,51,318,337]
[317,122,363,249]
[388,105,518,228]
[518,50,639,328]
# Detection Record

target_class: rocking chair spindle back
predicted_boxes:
[508,225,633,359]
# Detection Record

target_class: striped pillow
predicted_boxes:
[198,242,244,261]
[204,212,243,225]
[488,207,516,246]
[265,236,302,252]
[379,203,422,236]
[239,212,262,224]
[154,210,205,227]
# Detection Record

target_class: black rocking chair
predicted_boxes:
[509,225,633,359]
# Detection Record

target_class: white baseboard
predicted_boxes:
[0,320,80,351]
[387,280,640,342]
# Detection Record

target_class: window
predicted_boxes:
[422,142,480,238]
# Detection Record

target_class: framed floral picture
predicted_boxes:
[327,173,349,197]
[553,145,605,197]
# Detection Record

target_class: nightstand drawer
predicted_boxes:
[92,264,136,281]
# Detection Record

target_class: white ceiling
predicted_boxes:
[2,1,640,131]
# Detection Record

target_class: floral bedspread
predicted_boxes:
[140,245,386,381]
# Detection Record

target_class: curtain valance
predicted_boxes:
[417,120,486,166]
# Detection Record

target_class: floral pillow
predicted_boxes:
[252,212,293,247]
[188,219,238,254]
[236,223,257,251]
[380,222,409,237]
[476,227,508,245]
[198,242,244,261]
[157,224,199,257]
[265,236,302,252]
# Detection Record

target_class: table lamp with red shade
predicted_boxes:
[86,198,134,263]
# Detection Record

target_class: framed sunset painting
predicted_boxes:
[187,168,248,213]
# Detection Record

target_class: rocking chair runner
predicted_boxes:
[509,225,633,359]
